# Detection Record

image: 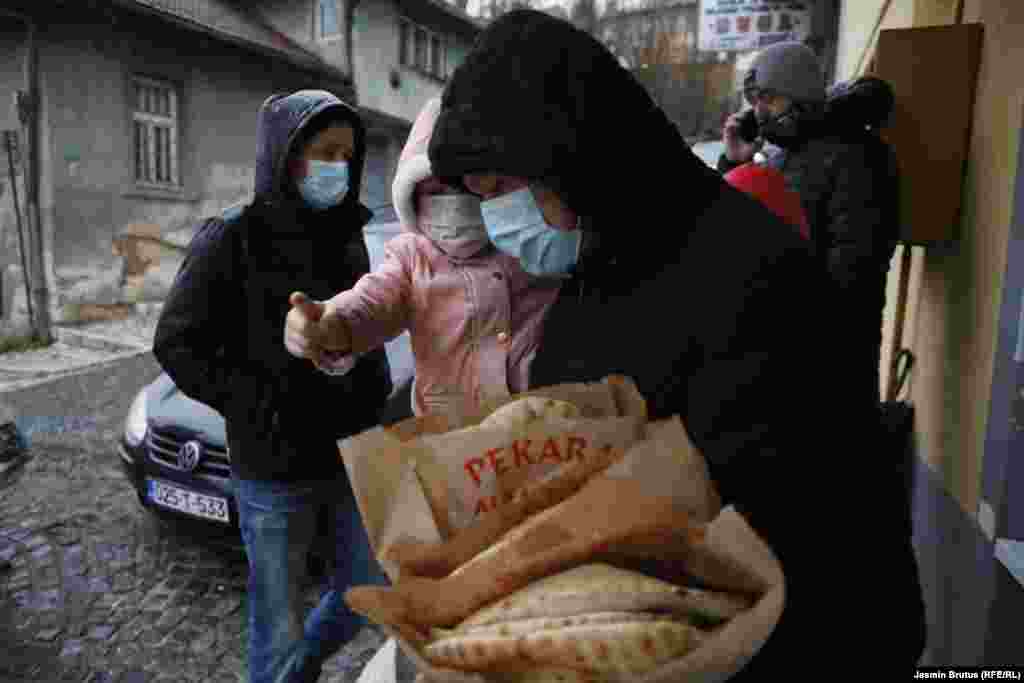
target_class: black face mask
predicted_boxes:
[757,106,803,148]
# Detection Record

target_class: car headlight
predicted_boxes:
[124,391,148,447]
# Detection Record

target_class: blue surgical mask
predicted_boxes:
[297,160,350,210]
[480,187,581,278]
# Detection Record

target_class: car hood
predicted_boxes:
[145,372,227,447]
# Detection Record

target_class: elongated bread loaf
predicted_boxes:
[387,444,626,579]
[345,479,705,637]
[458,564,749,630]
[435,611,662,641]
[424,619,702,677]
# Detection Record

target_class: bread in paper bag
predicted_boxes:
[345,474,708,639]
[388,508,783,683]
[341,378,785,683]
[480,397,582,430]
[387,438,628,580]
[457,564,749,630]
[415,399,646,534]
[424,617,703,677]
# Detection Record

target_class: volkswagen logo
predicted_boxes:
[177,440,203,473]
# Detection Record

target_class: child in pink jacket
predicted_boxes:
[287,98,562,417]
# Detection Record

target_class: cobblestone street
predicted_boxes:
[0,428,388,683]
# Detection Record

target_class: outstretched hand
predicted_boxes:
[284,291,353,368]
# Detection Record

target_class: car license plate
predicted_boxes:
[146,479,230,524]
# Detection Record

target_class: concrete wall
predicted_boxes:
[0,0,470,330]
[258,0,316,47]
[352,0,474,124]
[349,0,475,217]
[258,0,353,78]
[0,22,28,305]
[0,22,25,133]
[4,10,350,325]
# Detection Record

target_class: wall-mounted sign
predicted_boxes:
[698,1,811,52]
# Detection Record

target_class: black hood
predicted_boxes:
[826,76,895,134]
[428,9,723,270]
[254,89,368,211]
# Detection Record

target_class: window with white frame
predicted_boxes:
[132,77,179,187]
[318,0,340,40]
[398,17,448,80]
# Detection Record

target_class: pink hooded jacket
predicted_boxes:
[327,98,562,417]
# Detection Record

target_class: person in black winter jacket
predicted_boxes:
[152,90,392,683]
[428,10,925,679]
[719,42,901,408]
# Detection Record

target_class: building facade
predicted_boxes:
[0,0,478,329]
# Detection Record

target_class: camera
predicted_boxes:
[736,109,760,144]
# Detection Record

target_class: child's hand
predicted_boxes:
[284,291,353,367]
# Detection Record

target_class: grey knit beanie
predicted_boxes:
[746,41,825,104]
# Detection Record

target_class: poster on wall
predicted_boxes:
[698,0,812,52]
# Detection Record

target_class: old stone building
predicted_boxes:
[0,0,479,329]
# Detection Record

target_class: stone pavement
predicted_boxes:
[0,427,391,683]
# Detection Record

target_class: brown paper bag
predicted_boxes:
[418,415,645,533]
[341,377,648,544]
[339,379,784,682]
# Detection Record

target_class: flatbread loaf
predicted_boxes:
[423,618,702,676]
[458,563,747,630]
[479,397,582,430]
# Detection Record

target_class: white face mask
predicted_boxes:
[418,194,490,258]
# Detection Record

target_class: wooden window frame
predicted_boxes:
[132,75,180,189]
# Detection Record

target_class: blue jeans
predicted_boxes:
[235,474,388,683]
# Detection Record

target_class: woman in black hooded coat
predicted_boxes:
[427,10,926,677]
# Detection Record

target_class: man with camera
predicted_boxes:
[718,41,901,410]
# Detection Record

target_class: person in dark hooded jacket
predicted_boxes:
[426,10,925,679]
[719,43,901,409]
[152,90,392,683]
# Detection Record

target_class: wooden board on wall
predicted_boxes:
[875,23,983,245]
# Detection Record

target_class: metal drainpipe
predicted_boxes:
[0,7,51,343]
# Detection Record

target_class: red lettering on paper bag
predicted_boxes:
[459,433,611,526]
[485,448,507,477]
[540,438,563,464]
[512,440,534,468]
[464,456,486,486]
